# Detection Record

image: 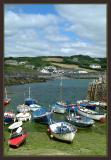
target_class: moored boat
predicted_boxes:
[4,88,11,106]
[32,107,53,124]
[8,121,23,130]
[4,112,16,125]
[48,121,77,143]
[16,112,31,121]
[66,114,94,128]
[17,104,30,113]
[52,103,66,114]
[77,106,106,121]
[25,87,37,106]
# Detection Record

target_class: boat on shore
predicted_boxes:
[77,106,106,121]
[4,112,16,125]
[52,103,66,114]
[25,87,37,106]
[66,113,94,128]
[16,112,31,122]
[48,121,77,143]
[32,107,53,124]
[17,104,30,113]
[8,121,23,130]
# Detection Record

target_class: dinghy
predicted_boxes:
[16,112,31,121]
[4,112,16,125]
[8,121,23,130]
[77,106,106,121]
[32,107,53,124]
[17,104,30,113]
[66,113,94,128]
[8,128,28,148]
[49,121,77,143]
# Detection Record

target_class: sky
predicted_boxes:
[4,4,106,58]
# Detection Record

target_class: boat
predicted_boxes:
[17,104,30,113]
[4,112,16,125]
[32,107,53,124]
[77,106,106,121]
[8,121,23,130]
[52,103,66,114]
[8,128,28,148]
[16,112,31,122]
[66,113,94,128]
[29,104,42,112]
[25,87,37,106]
[48,121,77,143]
[4,88,11,106]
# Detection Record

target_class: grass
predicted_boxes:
[4,118,107,157]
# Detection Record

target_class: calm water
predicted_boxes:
[5,79,92,112]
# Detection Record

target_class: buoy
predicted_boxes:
[100,117,106,123]
[50,134,53,138]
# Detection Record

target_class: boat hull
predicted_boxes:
[77,108,106,121]
[16,113,31,121]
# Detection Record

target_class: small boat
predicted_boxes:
[29,104,42,112]
[25,87,37,106]
[52,103,66,114]
[77,106,106,121]
[4,112,16,125]
[17,104,30,113]
[8,128,28,148]
[32,107,53,124]
[8,121,23,130]
[48,121,77,143]
[16,112,31,122]
[66,113,95,128]
[4,88,11,106]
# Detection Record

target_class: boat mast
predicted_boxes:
[29,87,31,99]
[5,88,7,99]
[60,76,63,102]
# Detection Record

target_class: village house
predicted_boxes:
[5,60,18,65]
[89,64,101,69]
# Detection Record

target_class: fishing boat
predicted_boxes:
[16,112,31,122]
[4,112,16,125]
[4,88,11,106]
[66,113,94,128]
[48,121,77,143]
[8,128,28,148]
[77,106,106,121]
[25,87,37,106]
[17,104,30,113]
[32,107,53,124]
[8,121,23,130]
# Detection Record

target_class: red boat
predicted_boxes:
[8,131,28,148]
[4,88,11,106]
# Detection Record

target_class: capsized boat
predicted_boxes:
[8,121,23,130]
[16,112,31,122]
[4,112,16,125]
[77,106,106,121]
[8,128,28,148]
[48,121,77,143]
[32,107,53,124]
[66,113,95,128]
[17,104,30,113]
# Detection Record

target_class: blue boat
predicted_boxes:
[79,103,96,111]
[25,87,37,106]
[4,112,16,125]
[32,107,53,124]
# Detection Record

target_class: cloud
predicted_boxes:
[4,5,106,58]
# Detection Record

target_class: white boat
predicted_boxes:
[29,104,42,112]
[8,121,23,130]
[16,112,31,121]
[17,104,30,113]
[52,104,66,114]
[77,107,106,121]
[49,122,77,143]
